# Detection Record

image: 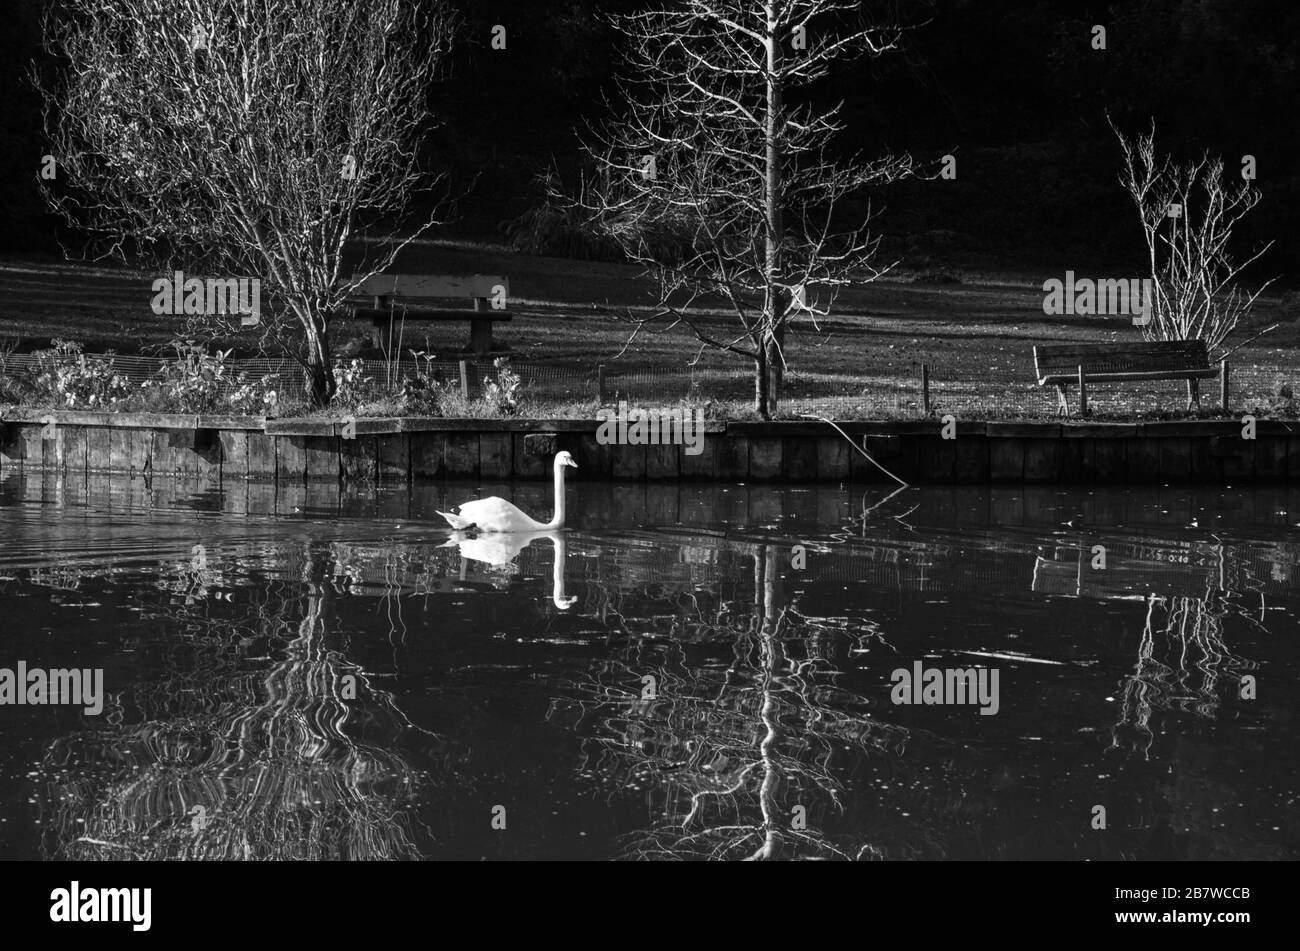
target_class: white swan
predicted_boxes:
[437,451,577,533]
[442,529,576,609]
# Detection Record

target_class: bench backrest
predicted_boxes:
[351,274,509,301]
[1033,339,1209,379]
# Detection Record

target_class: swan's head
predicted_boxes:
[555,451,578,469]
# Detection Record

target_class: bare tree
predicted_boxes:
[1113,120,1275,360]
[37,0,454,406]
[580,0,916,418]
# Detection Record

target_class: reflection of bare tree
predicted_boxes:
[551,545,905,861]
[36,542,439,860]
[1111,587,1258,758]
[1029,535,1267,760]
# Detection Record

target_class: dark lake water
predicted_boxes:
[0,474,1296,861]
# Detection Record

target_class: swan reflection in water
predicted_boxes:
[442,529,576,610]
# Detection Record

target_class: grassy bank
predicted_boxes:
[1,240,1295,421]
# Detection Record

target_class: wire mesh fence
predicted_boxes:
[914,354,1297,418]
[0,348,1294,418]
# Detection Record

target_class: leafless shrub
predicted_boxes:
[1113,119,1276,356]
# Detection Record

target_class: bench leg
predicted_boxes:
[1054,384,1069,416]
[1186,378,1201,414]
[470,318,493,355]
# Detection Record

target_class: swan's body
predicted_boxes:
[437,497,547,533]
[437,451,576,533]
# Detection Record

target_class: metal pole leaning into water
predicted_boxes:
[800,414,910,488]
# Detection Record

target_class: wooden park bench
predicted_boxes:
[1032,340,1225,416]
[350,274,511,356]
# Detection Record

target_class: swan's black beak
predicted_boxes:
[566,459,578,468]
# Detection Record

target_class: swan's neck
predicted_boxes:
[551,533,568,608]
[544,461,567,530]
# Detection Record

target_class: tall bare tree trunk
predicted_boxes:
[763,4,785,420]
[304,317,337,408]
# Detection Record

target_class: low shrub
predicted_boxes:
[30,339,131,409]
[399,349,460,415]
[0,339,26,404]
[139,341,279,415]
[482,357,523,416]
[1266,381,1298,418]
[331,358,381,410]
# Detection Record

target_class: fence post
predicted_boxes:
[1220,359,1230,413]
[1077,365,1088,417]
[459,360,470,402]
[597,364,606,403]
[921,363,931,417]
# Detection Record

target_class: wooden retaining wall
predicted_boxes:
[1,411,1297,485]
